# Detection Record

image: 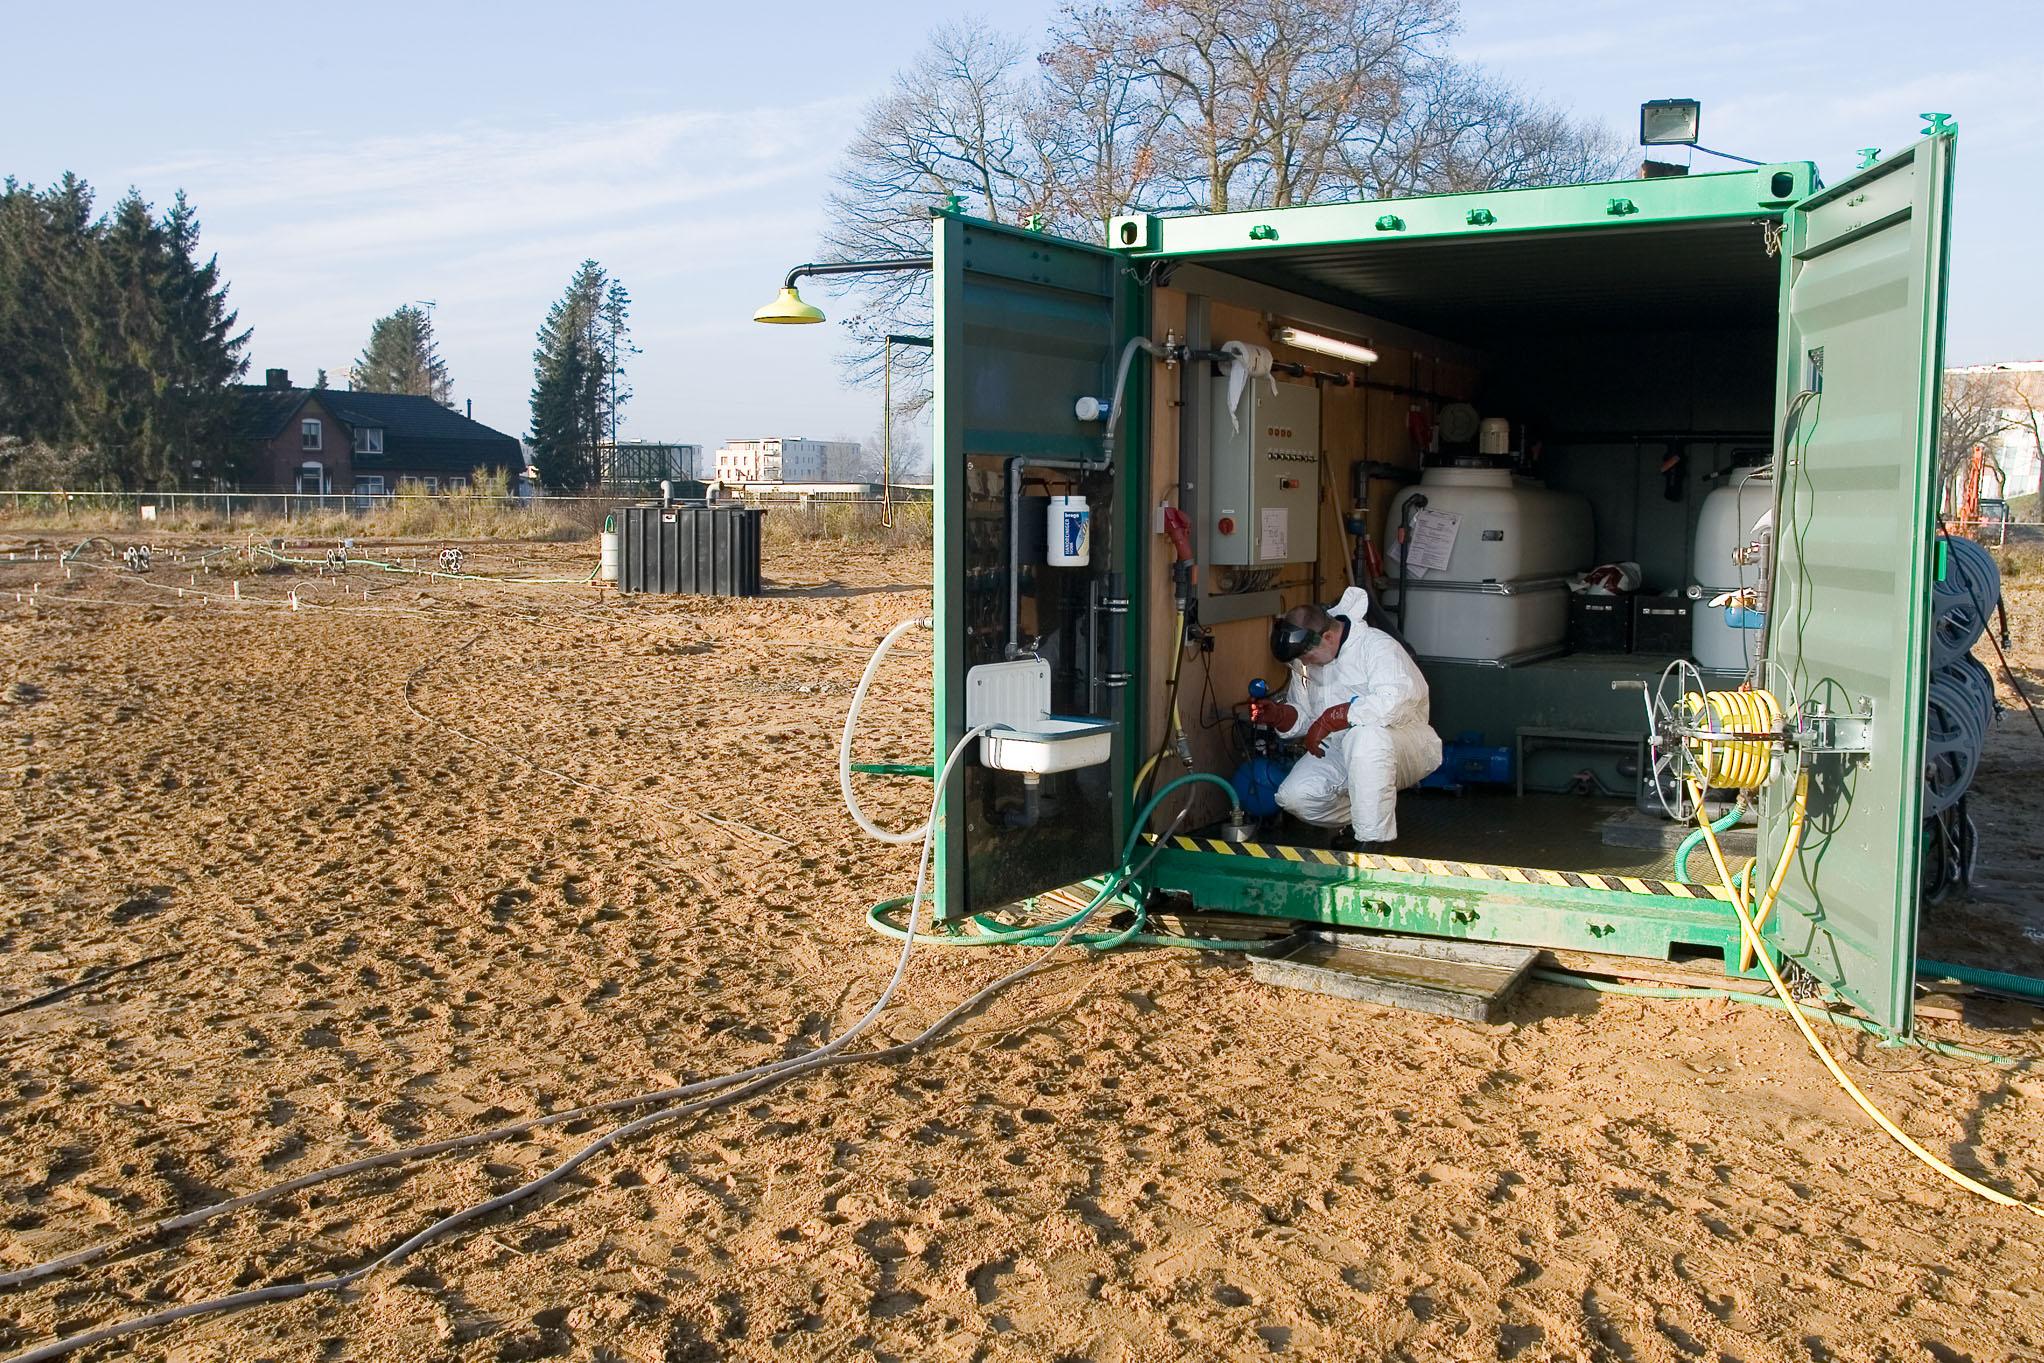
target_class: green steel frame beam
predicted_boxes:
[1115,164,1818,258]
[1142,845,1752,966]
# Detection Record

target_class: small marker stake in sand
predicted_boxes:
[232,581,240,600]
[290,590,299,610]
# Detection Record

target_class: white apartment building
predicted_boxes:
[1949,362,2044,499]
[711,437,861,484]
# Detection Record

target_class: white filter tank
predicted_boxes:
[1690,477,1768,671]
[1386,468,1593,662]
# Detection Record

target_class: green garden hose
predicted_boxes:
[864,771,1272,953]
[1673,801,1744,882]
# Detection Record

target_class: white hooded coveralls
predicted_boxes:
[1272,586,1443,842]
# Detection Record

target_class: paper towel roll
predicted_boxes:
[1219,340,1277,434]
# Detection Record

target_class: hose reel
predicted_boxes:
[1619,661,1872,820]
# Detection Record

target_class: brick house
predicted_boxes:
[240,369,523,493]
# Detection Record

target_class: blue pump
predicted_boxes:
[1232,756,1288,817]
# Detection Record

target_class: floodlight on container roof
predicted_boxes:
[1641,98,1702,146]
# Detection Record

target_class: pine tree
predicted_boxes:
[155,191,251,486]
[599,278,637,445]
[353,304,451,403]
[528,261,633,489]
[92,189,172,487]
[0,175,102,459]
[0,178,246,488]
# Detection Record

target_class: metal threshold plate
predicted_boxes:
[1250,930,1539,1023]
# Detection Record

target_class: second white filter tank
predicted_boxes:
[1690,478,1769,672]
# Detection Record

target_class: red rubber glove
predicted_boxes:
[1248,699,1297,731]
[1302,702,1351,756]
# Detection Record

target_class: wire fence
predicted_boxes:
[0,489,936,547]
[0,488,929,518]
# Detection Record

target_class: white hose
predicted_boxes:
[1100,337,1167,464]
[841,616,937,843]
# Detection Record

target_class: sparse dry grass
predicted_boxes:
[758,500,932,547]
[0,493,592,543]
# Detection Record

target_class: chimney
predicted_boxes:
[466,399,473,419]
[265,368,291,389]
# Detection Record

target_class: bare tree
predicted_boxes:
[1939,369,2019,510]
[1032,8,1177,228]
[1111,0,1457,212]
[820,2,1626,393]
[1337,62,1629,198]
[821,19,1047,394]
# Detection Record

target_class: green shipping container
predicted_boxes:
[926,124,1956,1035]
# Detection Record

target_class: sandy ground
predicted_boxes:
[0,535,2040,1363]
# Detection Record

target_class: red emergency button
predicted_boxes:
[1217,516,1236,535]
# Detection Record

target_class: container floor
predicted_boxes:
[1259,792,1757,883]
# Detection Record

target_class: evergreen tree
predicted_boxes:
[0,177,246,488]
[528,261,632,489]
[92,189,172,487]
[352,304,451,403]
[0,175,101,455]
[599,278,637,444]
[155,191,252,486]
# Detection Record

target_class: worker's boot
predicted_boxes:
[1331,828,1391,854]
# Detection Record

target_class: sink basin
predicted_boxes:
[980,717,1115,774]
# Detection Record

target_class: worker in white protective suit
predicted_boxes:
[1248,587,1443,847]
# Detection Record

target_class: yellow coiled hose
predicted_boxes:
[1681,687,1782,790]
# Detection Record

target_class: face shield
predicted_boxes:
[1270,618,1322,663]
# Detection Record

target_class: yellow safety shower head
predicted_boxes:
[753,286,825,325]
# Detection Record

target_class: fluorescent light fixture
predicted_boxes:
[1271,325,1379,367]
[1640,99,1701,147]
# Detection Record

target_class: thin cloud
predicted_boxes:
[148,101,855,266]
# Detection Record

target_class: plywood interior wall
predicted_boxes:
[1141,285,1478,825]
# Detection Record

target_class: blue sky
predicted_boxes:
[5,1,2037,452]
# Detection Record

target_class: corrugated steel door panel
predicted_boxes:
[933,213,1140,920]
[1762,129,1956,1033]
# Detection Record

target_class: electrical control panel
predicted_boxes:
[1208,376,1321,566]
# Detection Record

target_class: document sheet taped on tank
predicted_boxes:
[1155,835,1735,901]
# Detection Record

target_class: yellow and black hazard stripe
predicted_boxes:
[1159,835,1733,902]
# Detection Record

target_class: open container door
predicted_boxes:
[1761,127,1956,1033]
[931,212,1143,920]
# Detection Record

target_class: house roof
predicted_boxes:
[239,386,520,448]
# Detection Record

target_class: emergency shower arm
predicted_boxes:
[783,257,934,289]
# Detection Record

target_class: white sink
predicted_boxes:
[980,717,1115,774]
